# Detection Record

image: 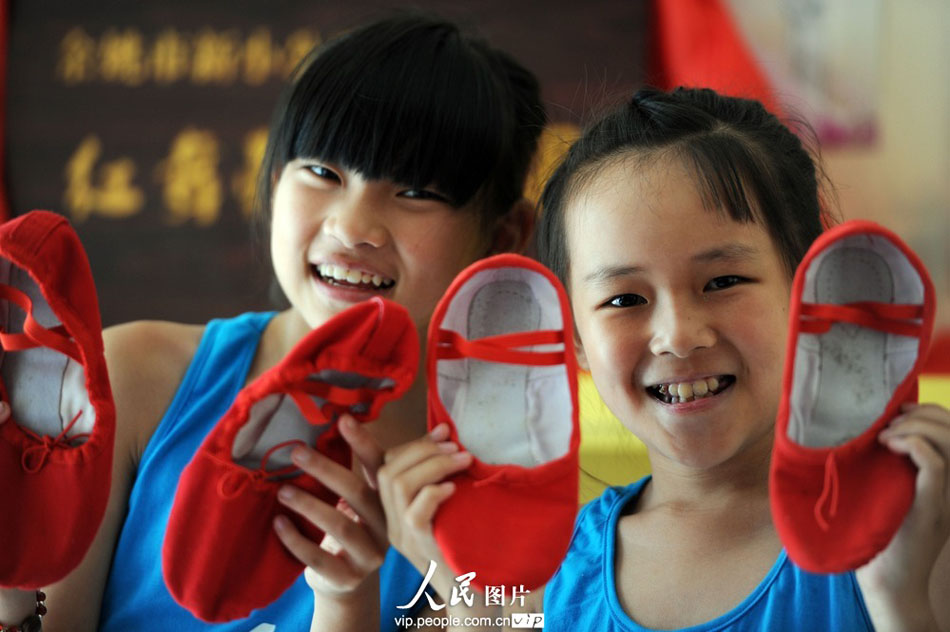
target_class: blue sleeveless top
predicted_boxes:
[100,312,424,631]
[544,477,874,631]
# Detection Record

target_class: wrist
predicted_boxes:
[310,571,380,631]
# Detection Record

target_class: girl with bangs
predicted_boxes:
[0,13,545,632]
[376,86,950,631]
[528,87,949,631]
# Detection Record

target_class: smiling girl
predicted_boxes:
[0,13,545,632]
[533,87,950,631]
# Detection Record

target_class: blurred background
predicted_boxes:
[2,0,646,325]
[2,0,947,498]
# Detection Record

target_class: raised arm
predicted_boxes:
[39,320,202,631]
[857,402,950,632]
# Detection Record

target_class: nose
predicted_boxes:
[323,189,389,249]
[648,294,716,358]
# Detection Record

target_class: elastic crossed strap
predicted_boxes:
[434,329,566,366]
[287,378,393,425]
[0,283,82,363]
[799,301,924,338]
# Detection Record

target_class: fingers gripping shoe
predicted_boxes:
[770,220,936,573]
[162,297,418,622]
[0,210,115,588]
[428,254,579,591]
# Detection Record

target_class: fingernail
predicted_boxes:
[0,401,8,415]
[452,451,472,463]
[437,441,459,453]
[429,423,449,440]
[278,486,295,502]
[888,414,907,427]
[341,415,357,430]
[291,447,311,466]
[273,515,289,532]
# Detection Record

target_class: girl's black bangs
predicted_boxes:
[287,33,506,207]
[681,135,766,226]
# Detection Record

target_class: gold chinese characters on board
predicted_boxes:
[58,26,320,86]
[64,128,267,225]
[56,24,317,225]
[55,25,582,227]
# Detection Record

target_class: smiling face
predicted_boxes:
[270,158,491,335]
[567,153,792,472]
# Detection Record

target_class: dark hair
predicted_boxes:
[536,86,830,287]
[255,13,546,230]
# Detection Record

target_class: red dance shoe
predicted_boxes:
[428,253,579,591]
[162,297,418,622]
[0,210,115,588]
[770,220,936,573]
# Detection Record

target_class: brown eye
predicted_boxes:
[307,165,340,182]
[705,276,747,291]
[607,294,646,308]
[400,188,452,204]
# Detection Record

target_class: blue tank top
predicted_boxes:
[543,477,874,631]
[100,312,424,631]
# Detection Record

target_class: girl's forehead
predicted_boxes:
[564,159,778,273]
[567,155,701,229]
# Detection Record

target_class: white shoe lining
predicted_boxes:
[0,260,95,442]
[789,234,923,447]
[437,267,572,467]
[231,370,394,473]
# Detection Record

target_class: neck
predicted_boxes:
[641,429,774,516]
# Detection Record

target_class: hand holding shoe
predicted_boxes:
[377,422,473,599]
[273,414,388,596]
[858,402,950,631]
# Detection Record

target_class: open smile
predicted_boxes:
[312,263,395,292]
[646,375,735,405]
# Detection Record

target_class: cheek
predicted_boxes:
[271,189,312,247]
[577,316,640,393]
[733,301,790,400]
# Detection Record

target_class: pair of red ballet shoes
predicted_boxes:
[6,209,929,620]
[0,211,580,622]
[164,253,582,622]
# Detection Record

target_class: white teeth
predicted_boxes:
[317,263,392,288]
[654,376,724,404]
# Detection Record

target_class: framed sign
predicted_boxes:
[5,1,645,325]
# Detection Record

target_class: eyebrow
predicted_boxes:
[692,243,760,264]
[582,243,760,284]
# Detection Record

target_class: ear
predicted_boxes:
[572,326,589,372]
[487,198,535,255]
